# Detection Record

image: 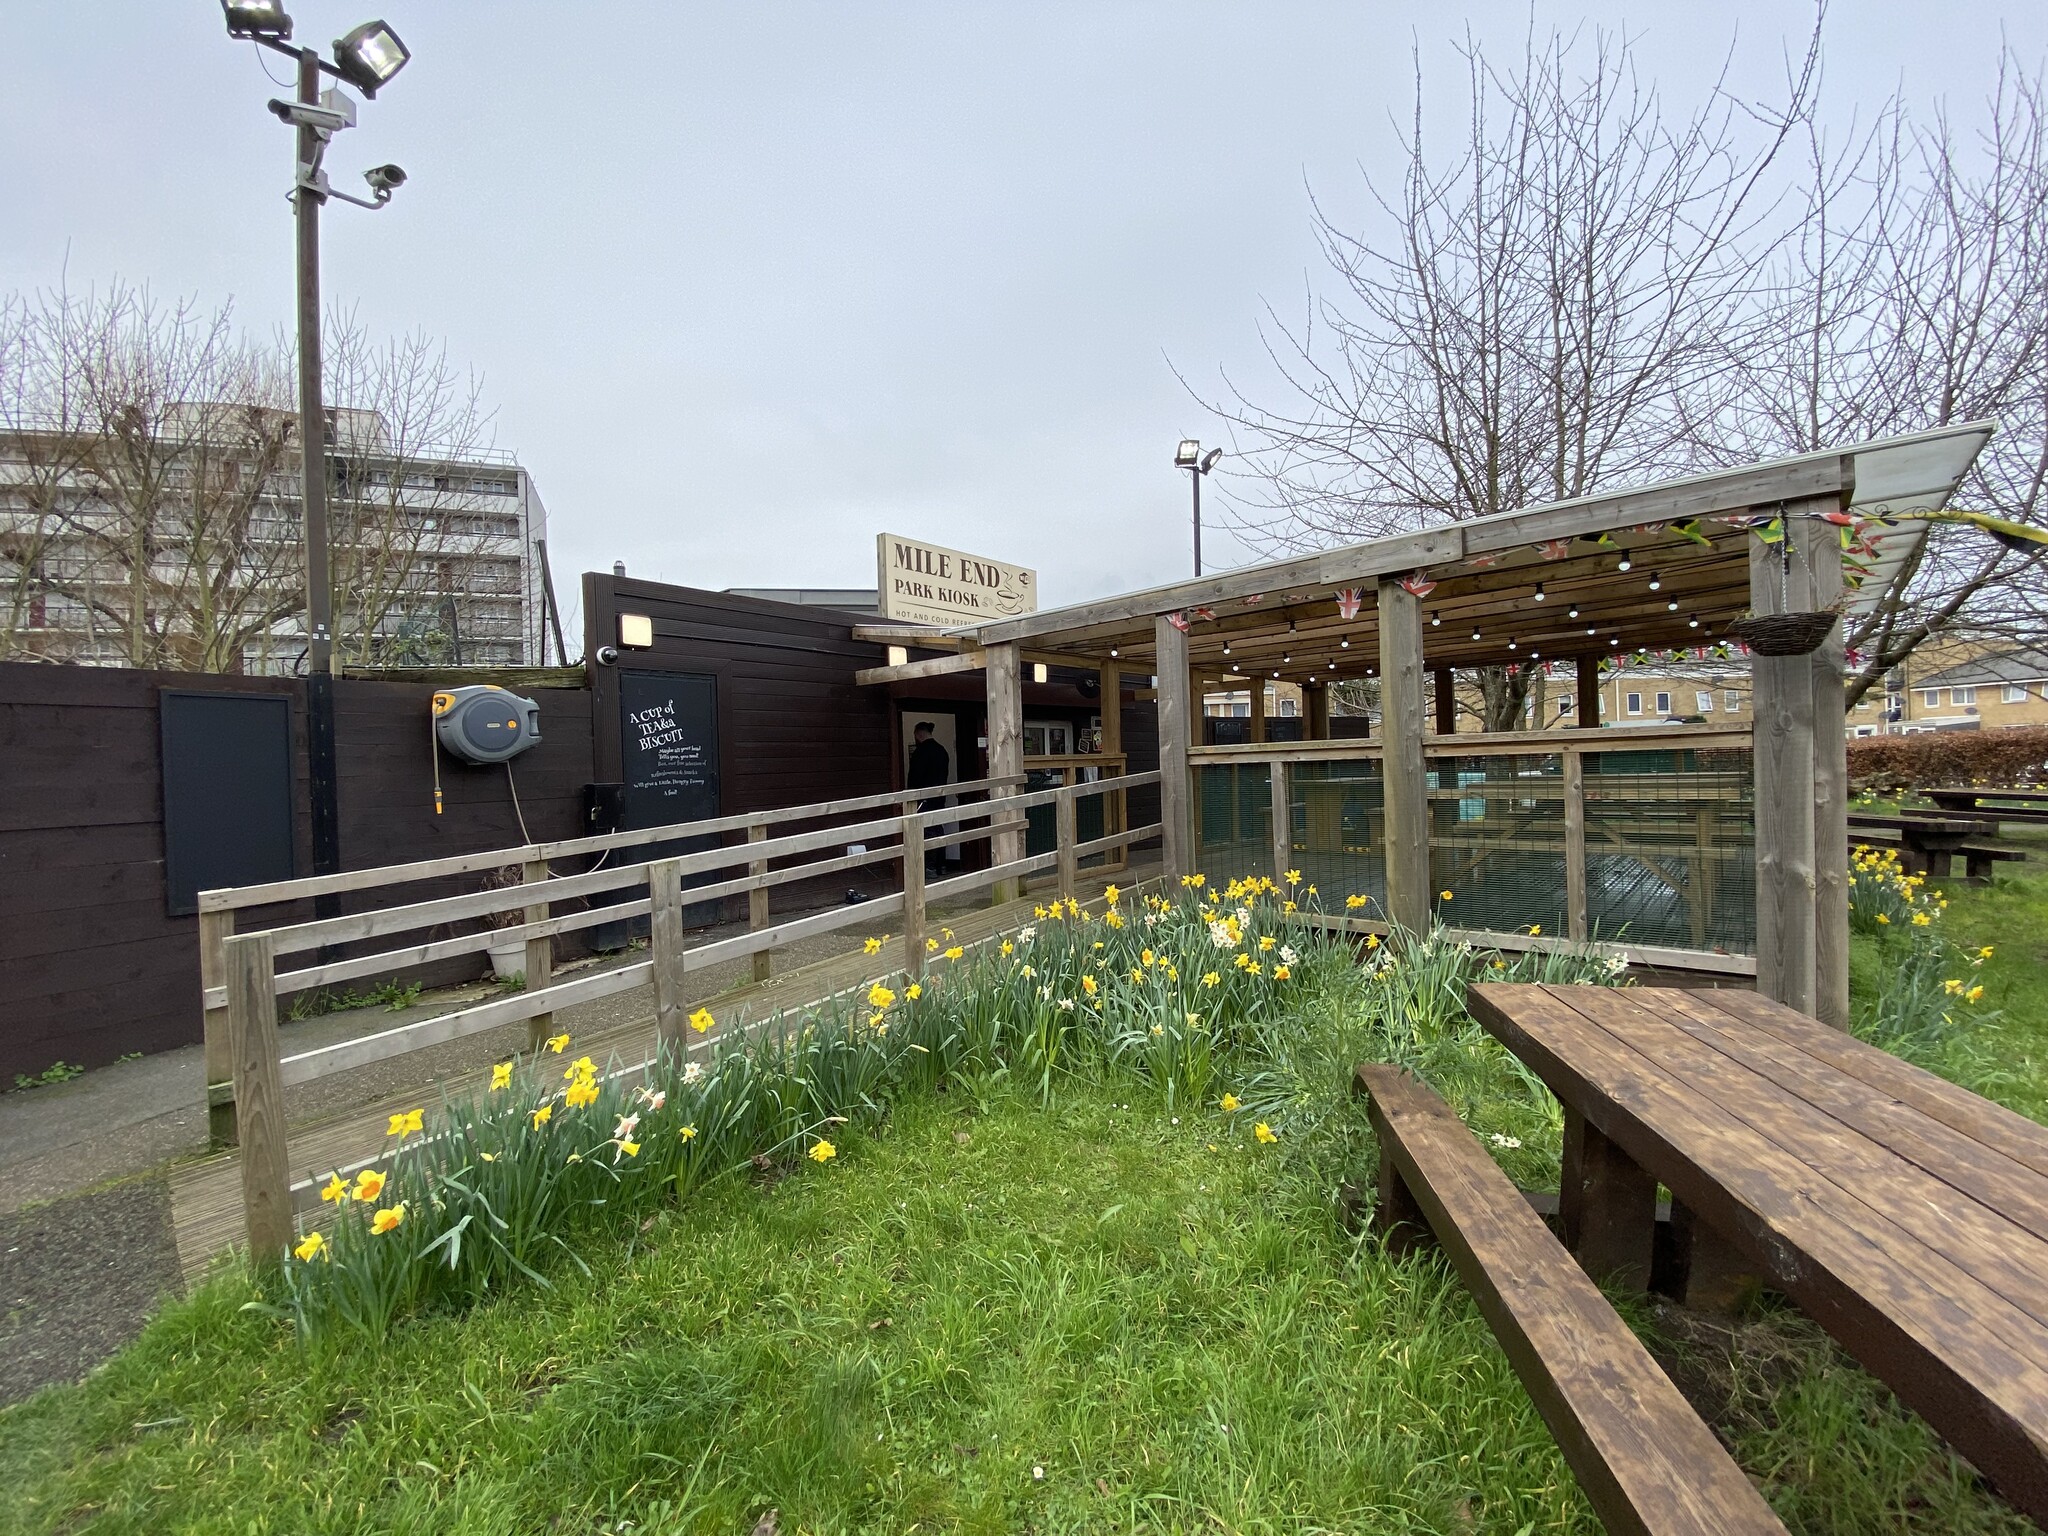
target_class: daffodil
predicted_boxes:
[810,1139,837,1163]
[1365,933,1381,950]
[906,982,923,1000]
[1000,940,1014,956]
[490,1061,514,1092]
[370,1203,407,1235]
[679,1125,697,1141]
[688,1007,716,1033]
[1219,1092,1240,1112]
[386,1108,424,1138]
[1911,912,1932,927]
[616,1140,641,1159]
[868,982,897,1010]
[319,1172,350,1205]
[1258,935,1276,952]
[943,945,964,961]
[1273,964,1291,980]
[1081,974,1098,996]
[927,937,940,952]
[1202,971,1220,987]
[565,1079,600,1109]
[1285,870,1301,886]
[531,1103,553,1129]
[1141,948,1156,967]
[1980,945,1996,959]
[1346,893,1368,910]
[1104,884,1121,906]
[1527,924,1542,937]
[352,1167,387,1203]
[545,1033,570,1054]
[864,936,883,955]
[614,1112,641,1141]
[565,1056,596,1080]
[293,1230,328,1262]
[1254,1122,1278,1145]
[1439,890,1453,902]
[1966,984,1986,1003]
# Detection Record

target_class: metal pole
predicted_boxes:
[295,48,342,886]
[1190,466,1202,577]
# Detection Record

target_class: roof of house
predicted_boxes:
[1921,649,2048,688]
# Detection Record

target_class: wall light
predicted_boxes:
[1032,662,1049,684]
[618,612,654,648]
[887,645,908,666]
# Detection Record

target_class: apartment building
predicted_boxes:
[1893,648,2048,733]
[0,406,550,673]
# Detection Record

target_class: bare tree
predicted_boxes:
[0,279,522,673]
[1198,23,1819,729]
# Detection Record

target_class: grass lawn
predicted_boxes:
[3,872,2047,1533]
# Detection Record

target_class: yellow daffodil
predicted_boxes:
[490,1061,514,1092]
[1285,869,1301,886]
[386,1108,424,1138]
[1140,948,1155,967]
[1282,900,1297,914]
[810,1139,837,1163]
[864,936,883,955]
[1439,890,1453,902]
[480,1152,496,1162]
[1202,971,1221,988]
[531,1103,553,1129]
[565,1055,596,1080]
[1980,945,1996,959]
[1081,974,1098,996]
[370,1203,407,1235]
[944,945,964,961]
[1258,935,1276,952]
[868,982,897,1011]
[679,1125,697,1141]
[905,981,922,1001]
[1273,964,1291,981]
[617,1140,641,1158]
[1254,1122,1278,1144]
[293,1230,327,1262]
[1219,1092,1240,1112]
[926,937,940,952]
[1527,924,1542,937]
[1876,913,1891,925]
[1967,985,1986,1003]
[1347,893,1368,911]
[1034,905,1048,919]
[1307,884,1317,897]
[565,1079,600,1110]
[1365,933,1381,951]
[1104,884,1121,906]
[1945,978,1964,995]
[1000,940,1014,956]
[319,1172,349,1205]
[352,1167,387,1203]
[1911,912,1932,927]
[545,1033,570,1054]
[685,1007,714,1033]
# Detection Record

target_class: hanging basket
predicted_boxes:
[1725,611,1838,657]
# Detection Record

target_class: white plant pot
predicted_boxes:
[488,941,525,981]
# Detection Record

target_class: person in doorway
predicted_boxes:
[907,721,950,879]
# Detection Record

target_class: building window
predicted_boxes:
[1278,698,1298,717]
[1953,686,1977,706]
[1921,689,1941,708]
[1655,691,1672,715]
[1725,690,1740,712]
[2005,684,2028,704]
[1697,691,1714,713]
[1625,692,1643,716]
[1558,695,1575,714]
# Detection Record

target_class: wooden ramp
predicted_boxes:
[171,866,1149,1281]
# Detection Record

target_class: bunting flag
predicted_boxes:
[1466,551,1504,569]
[1396,574,1435,599]
[1190,606,1216,622]
[1335,586,1365,618]
[1533,539,1572,561]
[1165,611,1190,633]
[1241,593,1265,606]
[1630,522,1667,535]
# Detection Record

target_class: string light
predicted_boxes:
[1533,583,1546,602]
[1647,572,1662,592]
[1617,555,1633,572]
[1687,614,1700,629]
[1340,638,1350,649]
[1567,606,1580,619]
[1430,610,1441,626]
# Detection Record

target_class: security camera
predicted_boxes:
[364,163,407,196]
[595,645,620,666]
[267,96,355,135]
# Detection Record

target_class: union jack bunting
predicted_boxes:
[1396,575,1435,600]
[1335,587,1365,618]
[1466,551,1504,569]
[1191,606,1216,622]
[1241,593,1265,606]
[1533,539,1572,561]
[1165,611,1190,632]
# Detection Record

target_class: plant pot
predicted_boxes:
[487,941,525,981]
[1725,611,1838,657]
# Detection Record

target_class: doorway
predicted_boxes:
[900,710,962,872]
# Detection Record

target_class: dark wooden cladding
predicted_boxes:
[0,661,593,1079]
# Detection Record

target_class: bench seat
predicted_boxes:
[1354,1063,1787,1536]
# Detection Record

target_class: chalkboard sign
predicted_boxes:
[161,690,296,915]
[619,670,721,830]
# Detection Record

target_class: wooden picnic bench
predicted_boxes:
[1354,1064,1790,1535]
[1847,810,2002,879]
[1927,786,2048,824]
[1468,982,2048,1528]
[1850,826,2029,886]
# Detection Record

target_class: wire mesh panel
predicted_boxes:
[1426,753,1568,936]
[1193,763,1272,884]
[1583,745,1755,954]
[1287,758,1386,917]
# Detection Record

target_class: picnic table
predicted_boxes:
[1927,786,2048,823]
[1847,809,1988,877]
[1468,982,2048,1526]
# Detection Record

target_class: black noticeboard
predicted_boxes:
[161,690,297,916]
[619,671,721,829]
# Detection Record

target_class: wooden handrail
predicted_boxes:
[1191,724,1753,765]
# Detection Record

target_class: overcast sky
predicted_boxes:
[6,3,2043,633]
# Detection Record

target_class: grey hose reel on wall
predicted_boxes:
[432,685,542,764]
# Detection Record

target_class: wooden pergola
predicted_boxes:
[855,422,1995,1024]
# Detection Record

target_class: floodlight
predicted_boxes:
[332,20,410,96]
[1174,439,1200,468]
[618,612,654,648]
[1199,448,1223,473]
[223,1,293,39]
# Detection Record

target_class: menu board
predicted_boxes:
[619,670,721,831]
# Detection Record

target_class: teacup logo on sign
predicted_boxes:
[877,533,1040,627]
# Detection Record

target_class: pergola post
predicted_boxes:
[1305,680,1329,740]
[1248,673,1266,743]
[1377,577,1430,933]
[1154,614,1191,882]
[1433,668,1457,736]
[986,641,1024,904]
[1751,493,1847,1018]
[1576,654,1602,729]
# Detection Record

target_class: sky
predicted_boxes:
[5,2,2044,637]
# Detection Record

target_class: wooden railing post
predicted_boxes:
[648,859,686,1053]
[1269,757,1292,884]
[901,812,927,978]
[747,823,772,983]
[225,931,291,1263]
[200,906,238,1149]
[1564,749,1588,942]
[1055,788,1078,903]
[522,853,553,1050]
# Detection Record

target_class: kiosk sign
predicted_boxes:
[877,533,1037,627]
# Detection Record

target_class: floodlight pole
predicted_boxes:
[1187,464,1203,577]
[292,45,342,886]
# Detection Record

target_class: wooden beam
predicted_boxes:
[1434,668,1456,736]
[851,623,964,647]
[1269,757,1292,882]
[985,642,1024,904]
[1305,679,1329,740]
[1099,663,1122,755]
[1377,576,1430,933]
[747,824,772,984]
[1576,654,1602,728]
[199,909,236,1149]
[648,859,686,1052]
[854,649,985,686]
[1564,749,1588,942]
[1154,614,1192,881]
[226,932,291,1264]
[1249,672,1267,743]
[522,854,554,1050]
[1809,509,1851,1029]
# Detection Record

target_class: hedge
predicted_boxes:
[1848,726,2048,792]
